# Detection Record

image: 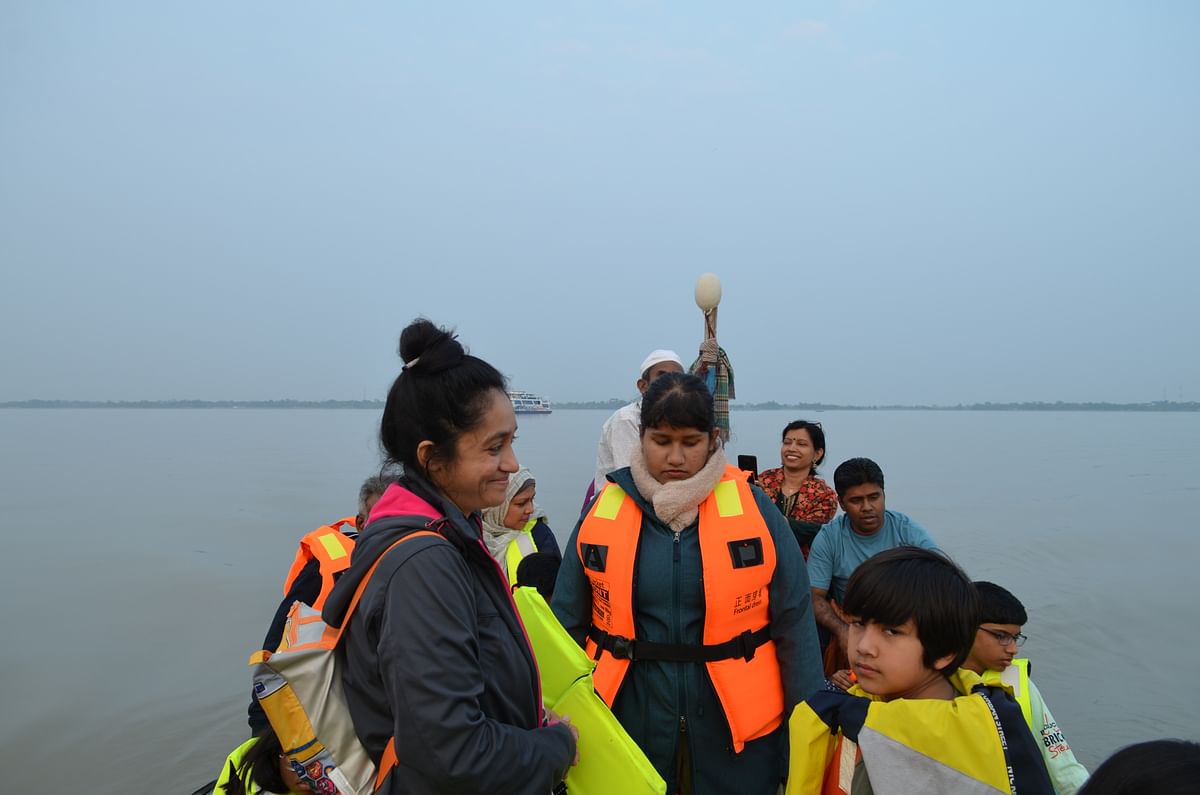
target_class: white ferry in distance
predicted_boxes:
[508,391,552,414]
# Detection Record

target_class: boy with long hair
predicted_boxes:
[787,547,1053,794]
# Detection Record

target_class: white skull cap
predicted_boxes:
[639,349,683,377]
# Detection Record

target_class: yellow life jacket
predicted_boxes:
[982,657,1033,729]
[512,585,593,699]
[212,736,308,795]
[213,736,259,794]
[786,669,1053,795]
[503,518,540,585]
[577,466,783,753]
[511,586,665,795]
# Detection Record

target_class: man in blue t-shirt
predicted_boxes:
[807,457,940,662]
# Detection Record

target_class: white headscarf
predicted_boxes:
[479,468,544,567]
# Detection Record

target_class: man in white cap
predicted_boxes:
[591,349,685,493]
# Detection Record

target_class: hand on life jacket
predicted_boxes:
[545,706,580,767]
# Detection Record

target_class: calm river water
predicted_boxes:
[2,408,1197,791]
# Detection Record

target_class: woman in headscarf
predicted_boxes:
[480,467,562,588]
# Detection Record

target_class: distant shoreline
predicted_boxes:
[3,399,1197,412]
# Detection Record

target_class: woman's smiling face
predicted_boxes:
[425,388,519,514]
[780,427,821,474]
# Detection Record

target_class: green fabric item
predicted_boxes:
[689,345,735,440]
[788,519,824,551]
[213,737,256,794]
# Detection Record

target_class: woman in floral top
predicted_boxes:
[756,420,838,558]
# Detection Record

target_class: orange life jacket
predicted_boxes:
[282,517,357,612]
[576,465,784,753]
[819,735,862,795]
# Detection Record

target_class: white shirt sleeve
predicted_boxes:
[594,402,641,491]
[1028,678,1089,795]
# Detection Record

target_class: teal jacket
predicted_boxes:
[551,467,824,794]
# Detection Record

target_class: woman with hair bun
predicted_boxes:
[552,372,823,794]
[322,319,577,795]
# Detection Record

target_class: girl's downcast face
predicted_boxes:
[641,424,719,483]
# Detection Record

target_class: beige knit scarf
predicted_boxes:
[629,445,728,532]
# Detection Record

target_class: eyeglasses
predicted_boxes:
[979,627,1027,647]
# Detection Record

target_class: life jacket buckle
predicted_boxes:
[737,629,757,662]
[611,635,636,660]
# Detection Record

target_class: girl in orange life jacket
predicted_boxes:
[323,319,577,795]
[551,372,825,795]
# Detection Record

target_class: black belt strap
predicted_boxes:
[587,626,770,663]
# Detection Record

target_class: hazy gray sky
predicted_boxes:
[2,2,1197,405]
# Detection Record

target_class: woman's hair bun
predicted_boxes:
[381,318,507,477]
[398,318,466,374]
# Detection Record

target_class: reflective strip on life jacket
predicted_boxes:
[576,465,784,753]
[283,517,357,612]
[983,657,1033,730]
[821,735,860,795]
[504,518,540,586]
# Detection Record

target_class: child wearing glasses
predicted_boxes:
[789,547,1053,794]
[963,581,1090,795]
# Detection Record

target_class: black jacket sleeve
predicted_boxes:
[375,543,575,793]
[531,518,562,560]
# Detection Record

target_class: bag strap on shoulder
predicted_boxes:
[335,526,443,644]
